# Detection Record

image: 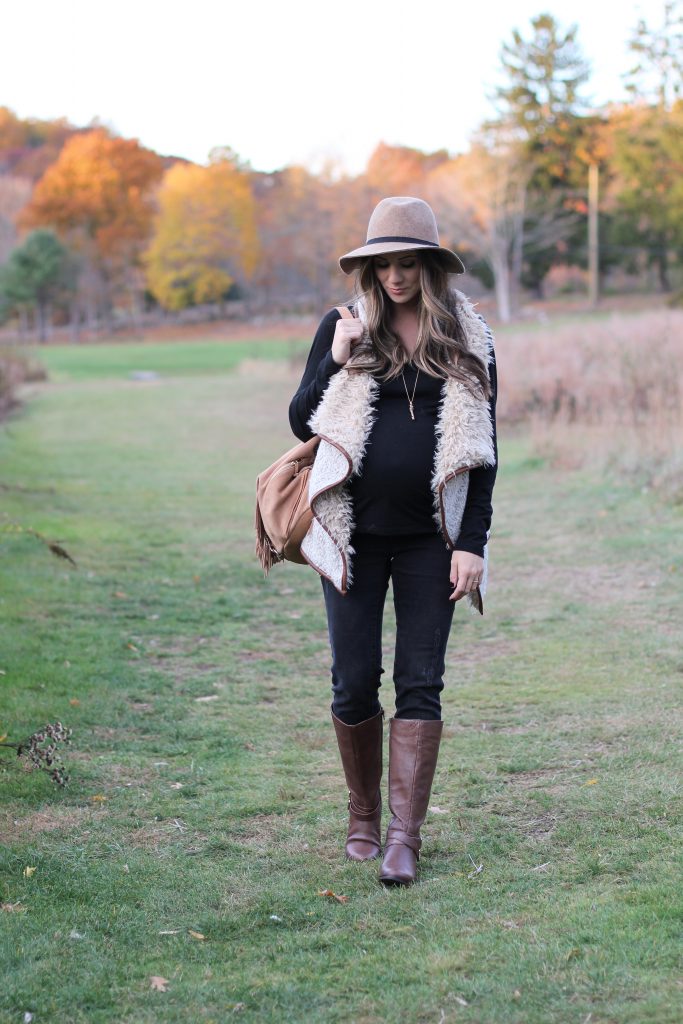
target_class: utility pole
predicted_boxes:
[588,162,599,308]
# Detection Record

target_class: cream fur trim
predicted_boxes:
[301,290,495,607]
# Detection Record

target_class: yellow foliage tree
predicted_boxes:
[145,157,259,310]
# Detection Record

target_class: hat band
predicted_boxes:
[365,235,439,247]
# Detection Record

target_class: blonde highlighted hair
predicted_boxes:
[347,252,491,399]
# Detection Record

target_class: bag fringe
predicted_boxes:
[254,499,280,575]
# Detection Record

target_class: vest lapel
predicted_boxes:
[300,291,495,605]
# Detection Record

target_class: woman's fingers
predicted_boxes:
[450,577,479,601]
[450,577,481,602]
[331,318,364,365]
[449,551,484,602]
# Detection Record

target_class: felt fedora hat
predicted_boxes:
[339,196,465,275]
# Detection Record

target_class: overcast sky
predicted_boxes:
[2,0,662,174]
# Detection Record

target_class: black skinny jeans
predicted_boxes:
[321,532,455,725]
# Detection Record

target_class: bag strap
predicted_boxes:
[335,305,354,319]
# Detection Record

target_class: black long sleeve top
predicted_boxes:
[288,308,498,557]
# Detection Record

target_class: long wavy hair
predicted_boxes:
[346,251,491,399]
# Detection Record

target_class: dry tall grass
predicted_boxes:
[0,347,47,420]
[496,309,683,500]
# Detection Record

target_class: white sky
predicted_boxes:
[2,0,663,174]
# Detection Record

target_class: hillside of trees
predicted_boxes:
[1,6,682,339]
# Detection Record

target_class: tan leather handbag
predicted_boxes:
[255,306,353,573]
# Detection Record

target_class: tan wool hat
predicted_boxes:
[339,196,465,275]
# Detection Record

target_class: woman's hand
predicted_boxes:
[331,316,365,366]
[449,550,484,602]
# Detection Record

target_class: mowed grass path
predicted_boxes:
[1,339,682,1024]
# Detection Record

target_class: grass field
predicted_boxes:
[1,334,682,1024]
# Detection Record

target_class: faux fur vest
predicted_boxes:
[299,290,496,611]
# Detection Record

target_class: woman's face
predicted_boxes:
[373,252,421,305]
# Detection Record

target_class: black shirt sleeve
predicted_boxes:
[289,309,344,440]
[453,350,498,558]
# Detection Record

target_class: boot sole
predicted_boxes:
[379,874,413,886]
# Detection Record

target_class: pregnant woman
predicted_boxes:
[289,197,498,886]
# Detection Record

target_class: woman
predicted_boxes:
[289,197,498,886]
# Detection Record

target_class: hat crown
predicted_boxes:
[366,197,439,245]
[337,195,464,275]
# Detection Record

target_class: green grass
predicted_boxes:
[1,341,682,1023]
[32,336,310,381]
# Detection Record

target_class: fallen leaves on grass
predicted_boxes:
[583,778,599,786]
[150,976,169,992]
[2,901,26,912]
[69,699,80,707]
[1,520,77,567]
[194,695,219,703]
[91,794,107,803]
[2,721,72,787]
[188,929,206,940]
[22,866,36,878]
[429,806,449,814]
[318,889,349,904]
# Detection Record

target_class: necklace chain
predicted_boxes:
[401,367,420,420]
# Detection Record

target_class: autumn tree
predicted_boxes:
[365,143,450,199]
[606,101,683,292]
[0,106,80,182]
[0,176,32,263]
[22,129,164,326]
[145,153,259,311]
[428,139,531,322]
[605,3,683,291]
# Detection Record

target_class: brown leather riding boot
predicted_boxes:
[379,717,443,886]
[331,708,384,861]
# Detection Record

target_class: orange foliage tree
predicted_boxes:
[22,129,164,323]
[365,142,450,199]
[0,106,80,182]
[252,166,338,309]
[145,154,259,310]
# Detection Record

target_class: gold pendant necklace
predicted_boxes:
[401,367,420,420]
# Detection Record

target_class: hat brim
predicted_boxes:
[339,241,465,276]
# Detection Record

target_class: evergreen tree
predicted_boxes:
[0,230,74,340]
[624,0,683,110]
[495,12,590,183]
[492,13,592,297]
